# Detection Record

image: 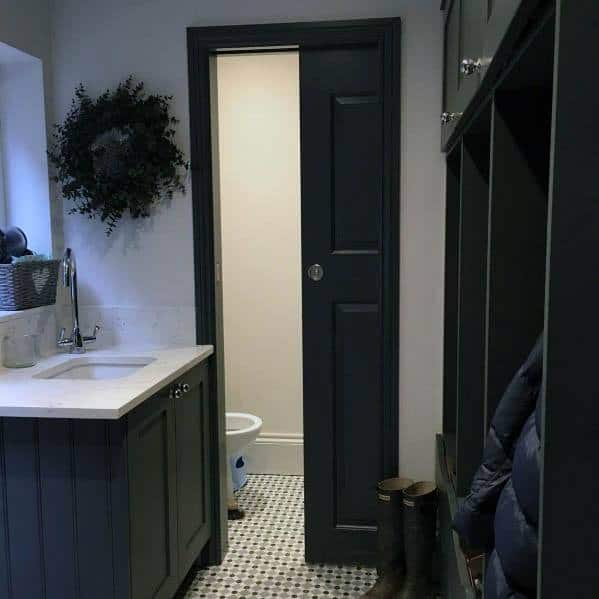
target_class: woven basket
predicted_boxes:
[0,260,60,311]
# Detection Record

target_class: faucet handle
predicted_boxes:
[83,323,102,345]
[57,327,74,350]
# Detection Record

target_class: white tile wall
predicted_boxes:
[56,304,197,349]
[0,305,58,365]
[0,302,195,368]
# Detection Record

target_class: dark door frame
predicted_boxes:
[187,18,401,565]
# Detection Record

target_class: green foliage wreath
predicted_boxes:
[49,76,188,235]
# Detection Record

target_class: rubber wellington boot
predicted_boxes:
[362,477,414,598]
[396,482,439,599]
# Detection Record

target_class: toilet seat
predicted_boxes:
[225,412,263,462]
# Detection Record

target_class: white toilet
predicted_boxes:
[225,412,263,504]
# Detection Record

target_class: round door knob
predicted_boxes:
[182,383,191,393]
[461,58,482,76]
[307,264,324,282]
[173,388,183,399]
[441,112,462,125]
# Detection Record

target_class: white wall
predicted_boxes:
[217,52,303,474]
[49,0,445,480]
[0,307,58,366]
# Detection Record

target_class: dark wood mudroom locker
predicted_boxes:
[437,1,599,597]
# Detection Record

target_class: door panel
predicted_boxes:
[301,44,386,565]
[128,394,178,599]
[333,303,382,528]
[332,96,382,252]
[176,363,211,579]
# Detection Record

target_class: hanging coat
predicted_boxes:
[453,335,543,598]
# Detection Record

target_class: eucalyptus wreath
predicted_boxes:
[48,76,188,235]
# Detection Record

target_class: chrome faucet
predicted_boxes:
[58,248,100,353]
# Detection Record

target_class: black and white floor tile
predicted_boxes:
[183,475,376,598]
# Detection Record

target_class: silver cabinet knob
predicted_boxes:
[307,264,324,282]
[461,58,482,76]
[173,388,182,399]
[441,112,463,125]
[182,383,191,394]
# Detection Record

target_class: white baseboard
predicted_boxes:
[245,433,304,475]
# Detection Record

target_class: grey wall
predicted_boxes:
[0,0,52,61]
[47,0,445,479]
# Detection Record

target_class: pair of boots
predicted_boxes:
[363,478,438,599]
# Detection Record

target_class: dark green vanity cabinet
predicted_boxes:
[174,364,211,580]
[129,361,211,599]
[0,360,212,599]
[128,390,179,599]
[129,361,212,599]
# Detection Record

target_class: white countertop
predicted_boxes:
[0,345,214,419]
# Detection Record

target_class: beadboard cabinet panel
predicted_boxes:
[0,361,212,599]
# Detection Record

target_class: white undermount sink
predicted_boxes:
[34,356,156,381]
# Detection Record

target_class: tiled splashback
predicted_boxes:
[0,303,196,366]
[56,305,197,349]
[0,306,59,365]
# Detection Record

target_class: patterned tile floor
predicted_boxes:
[182,475,376,598]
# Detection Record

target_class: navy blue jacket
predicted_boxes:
[453,336,543,598]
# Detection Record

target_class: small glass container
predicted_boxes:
[2,335,39,368]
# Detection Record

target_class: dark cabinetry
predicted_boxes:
[0,360,213,599]
[443,0,461,118]
[456,0,484,109]
[443,0,486,125]
[442,0,540,144]
[441,9,554,594]
[129,362,212,599]
[175,365,212,579]
[454,108,491,497]
[440,1,599,597]
[129,392,179,599]
[540,3,599,596]
[443,0,482,140]
[483,0,522,75]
